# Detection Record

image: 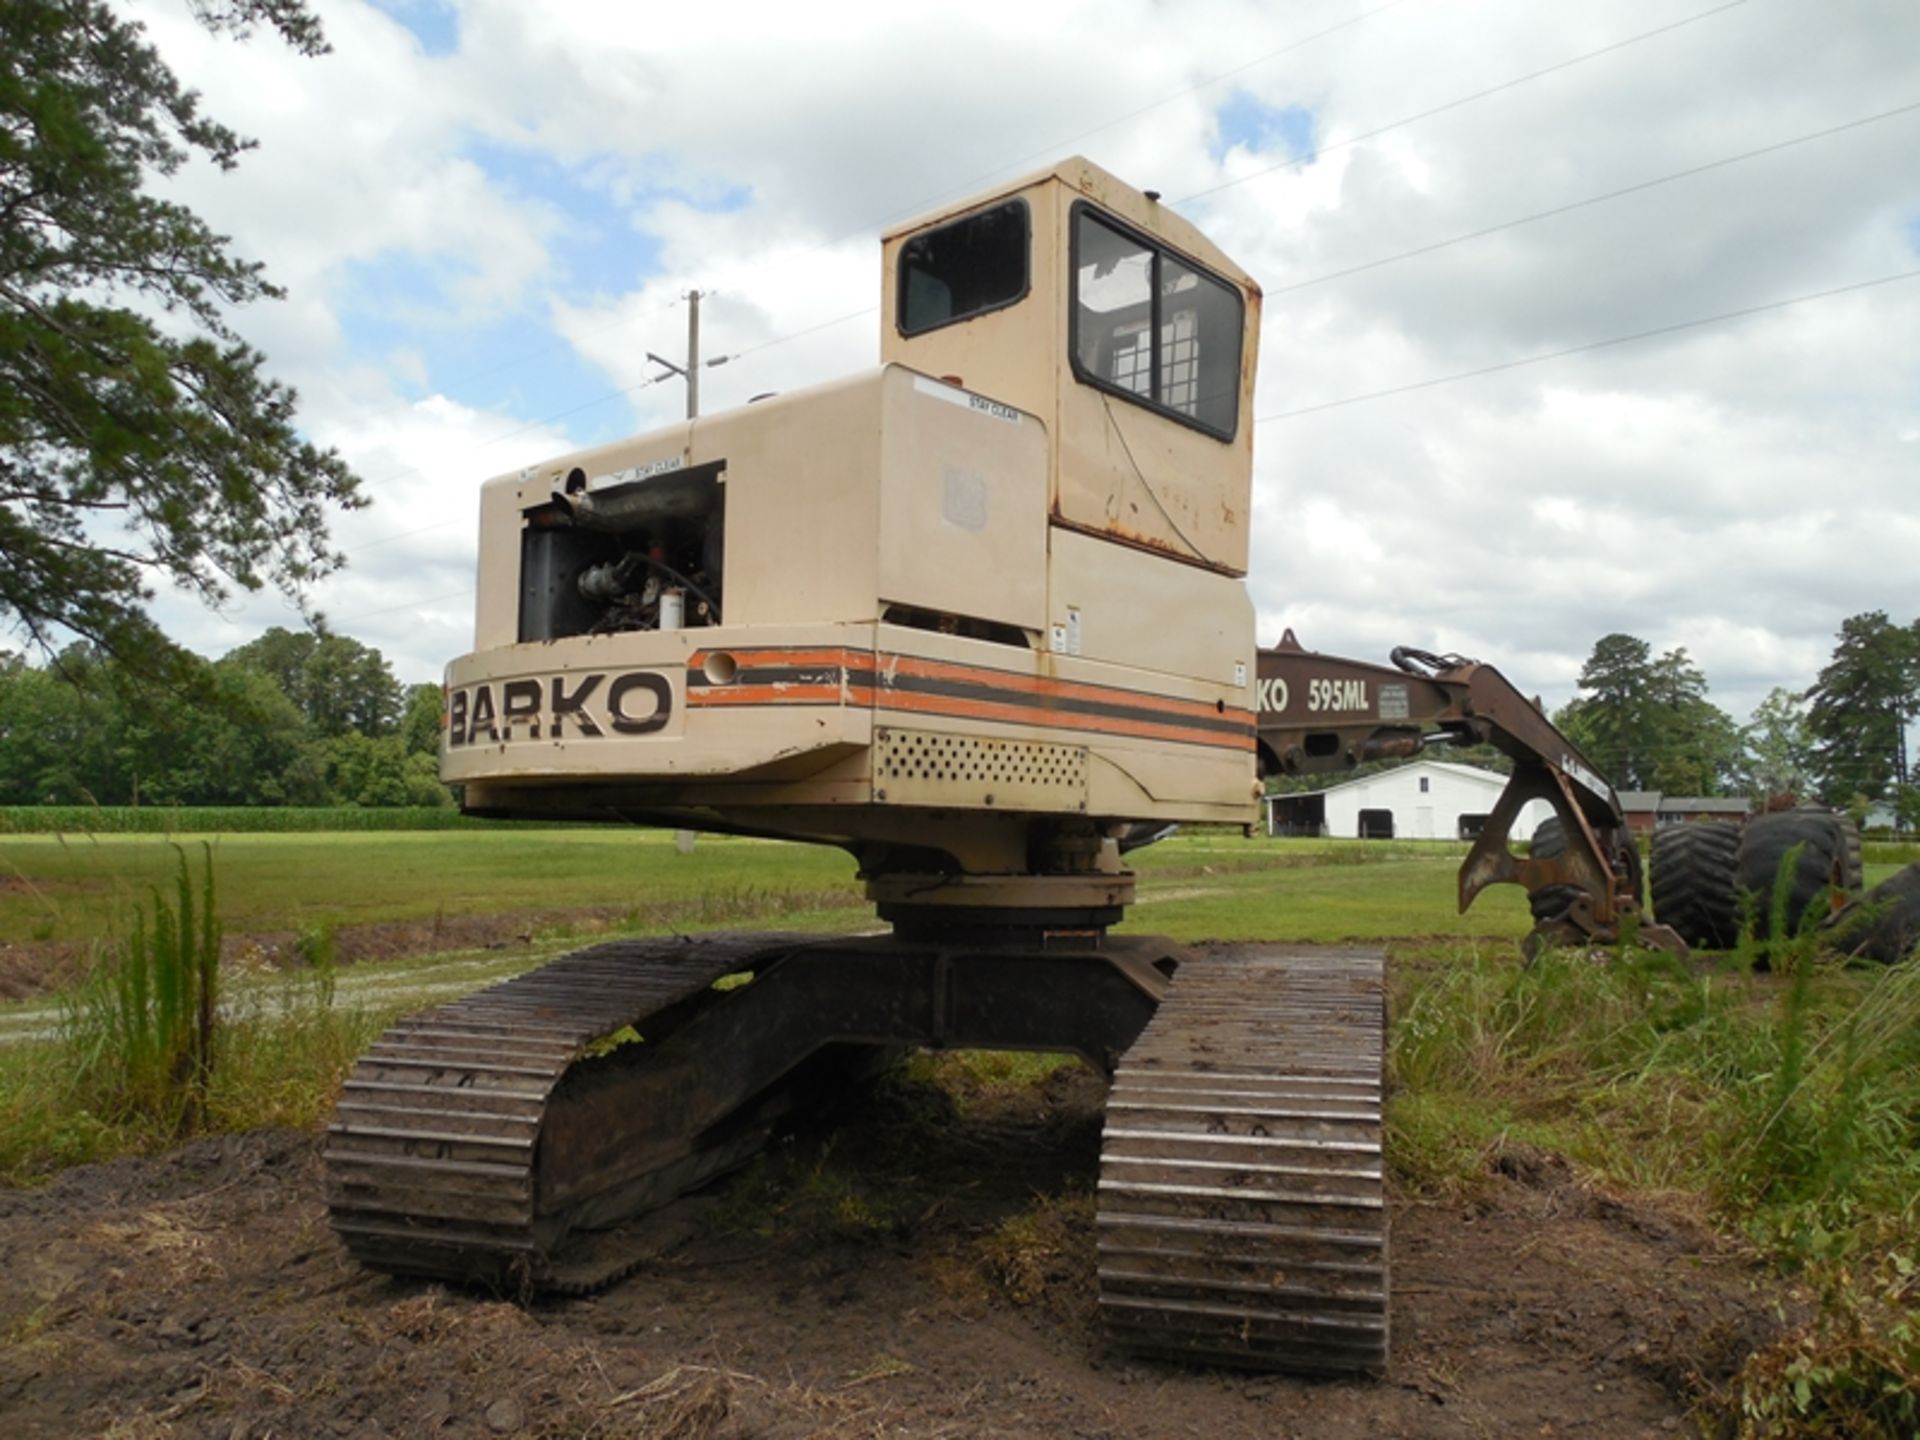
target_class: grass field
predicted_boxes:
[0,827,861,945]
[0,822,1915,1431]
[0,826,1577,950]
[0,805,504,834]
[5,823,1909,953]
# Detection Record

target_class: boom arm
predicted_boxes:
[1255,631,1684,957]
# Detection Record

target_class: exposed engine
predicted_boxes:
[517,460,725,640]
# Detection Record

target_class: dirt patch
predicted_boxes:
[0,1067,1794,1439]
[0,907,632,1002]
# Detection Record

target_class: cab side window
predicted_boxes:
[898,200,1030,336]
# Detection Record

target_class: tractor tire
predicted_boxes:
[1649,822,1741,949]
[1824,862,1920,965]
[1735,809,1847,940]
[1527,817,1582,924]
[1837,814,1864,893]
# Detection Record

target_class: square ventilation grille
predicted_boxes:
[874,728,1088,811]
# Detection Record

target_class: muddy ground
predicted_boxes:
[0,1064,1789,1440]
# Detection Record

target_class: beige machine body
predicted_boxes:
[443,158,1264,908]
[341,160,1636,1377]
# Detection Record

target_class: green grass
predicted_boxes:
[62,845,222,1134]
[0,973,380,1183]
[3,823,1903,952]
[1388,927,1920,1437]
[0,849,379,1183]
[0,822,1914,1432]
[1124,833,1537,943]
[0,827,861,946]
[0,805,511,834]
[0,827,1528,949]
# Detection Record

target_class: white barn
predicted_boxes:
[1266,760,1554,841]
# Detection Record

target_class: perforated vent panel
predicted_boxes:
[874,728,1088,812]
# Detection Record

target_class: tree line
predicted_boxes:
[0,628,446,808]
[1556,611,1919,826]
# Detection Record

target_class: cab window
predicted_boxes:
[898,199,1030,336]
[1071,204,1242,439]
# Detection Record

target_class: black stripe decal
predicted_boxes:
[690,663,1252,741]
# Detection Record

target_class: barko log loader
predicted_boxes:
[325,158,1672,1376]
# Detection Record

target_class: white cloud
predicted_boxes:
[99,0,1919,747]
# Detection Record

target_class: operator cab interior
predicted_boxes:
[898,198,1030,335]
[1067,204,1243,440]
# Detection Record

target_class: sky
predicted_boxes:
[117,0,1920,725]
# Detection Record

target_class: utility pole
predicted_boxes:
[646,288,704,419]
[685,288,700,420]
[654,288,701,857]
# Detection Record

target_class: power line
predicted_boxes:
[341,517,460,557]
[1259,267,1920,422]
[327,588,476,626]
[426,290,691,398]
[348,0,1418,434]
[336,303,879,558]
[348,0,1746,510]
[358,0,1682,509]
[1174,0,1751,206]
[713,304,877,364]
[1265,100,1920,299]
[814,0,1422,249]
[353,367,679,499]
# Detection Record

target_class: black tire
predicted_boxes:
[1649,822,1740,948]
[1527,817,1582,924]
[1735,809,1847,940]
[1529,816,1565,859]
[1823,862,1920,964]
[1527,816,1642,927]
[1837,814,1864,893]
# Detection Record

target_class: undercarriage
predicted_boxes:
[325,926,1388,1375]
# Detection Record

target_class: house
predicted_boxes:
[1659,796,1750,826]
[1618,792,1751,834]
[1618,792,1662,834]
[1265,760,1554,841]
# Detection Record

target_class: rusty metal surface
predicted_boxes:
[1255,633,1688,960]
[1097,945,1389,1375]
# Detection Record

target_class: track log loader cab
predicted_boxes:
[328,159,1663,1379]
[444,158,1262,930]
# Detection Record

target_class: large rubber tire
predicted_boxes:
[1527,817,1582,924]
[1649,822,1741,949]
[1823,862,1920,964]
[1837,814,1864,893]
[1735,809,1847,941]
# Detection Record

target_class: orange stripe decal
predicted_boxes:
[682,644,1254,750]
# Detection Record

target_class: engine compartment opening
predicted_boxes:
[518,460,727,642]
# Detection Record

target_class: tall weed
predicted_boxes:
[1390,849,1920,1436]
[1,848,377,1181]
[61,844,220,1133]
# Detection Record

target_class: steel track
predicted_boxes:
[1096,947,1389,1375]
[327,932,1392,1376]
[323,932,815,1293]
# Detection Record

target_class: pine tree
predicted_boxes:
[1555,633,1738,793]
[0,0,361,666]
[1805,611,1920,806]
